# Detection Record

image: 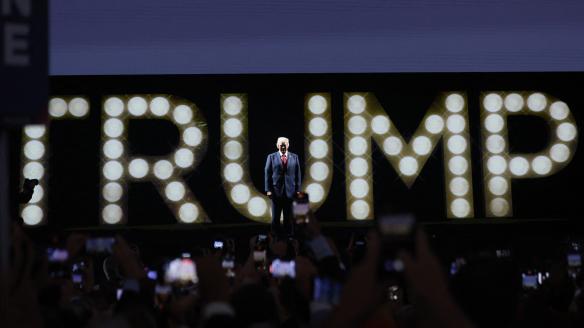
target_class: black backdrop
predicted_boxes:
[16,73,583,229]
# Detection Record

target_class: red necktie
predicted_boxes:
[281,153,287,168]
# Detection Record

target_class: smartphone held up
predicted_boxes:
[378,214,416,280]
[293,192,310,225]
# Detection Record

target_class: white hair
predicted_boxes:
[276,137,289,145]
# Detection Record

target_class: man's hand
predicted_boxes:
[19,178,39,204]
[112,235,145,280]
[24,178,39,189]
[399,231,476,328]
[66,233,87,260]
[196,257,230,303]
[305,211,321,239]
[325,232,385,328]
[266,191,272,198]
[398,231,450,305]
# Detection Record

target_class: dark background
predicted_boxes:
[11,73,584,230]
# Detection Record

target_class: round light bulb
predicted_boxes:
[165,181,186,202]
[309,117,328,137]
[527,93,547,112]
[483,93,503,113]
[173,105,193,125]
[223,96,243,115]
[399,156,418,176]
[446,114,465,133]
[446,94,465,113]
[413,136,432,155]
[447,135,467,155]
[223,118,243,138]
[308,95,327,114]
[509,157,529,176]
[223,140,243,160]
[128,96,148,116]
[383,136,402,156]
[350,200,370,220]
[348,116,367,135]
[349,158,368,177]
[425,114,444,134]
[532,156,552,175]
[485,114,504,133]
[371,115,390,134]
[504,93,524,112]
[128,158,149,178]
[150,97,170,116]
[347,95,366,114]
[348,136,367,156]
[104,97,124,117]
[310,162,329,182]
[487,155,507,175]
[488,177,508,196]
[231,184,251,204]
[451,198,470,218]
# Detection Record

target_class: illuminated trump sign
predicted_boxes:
[19,75,581,226]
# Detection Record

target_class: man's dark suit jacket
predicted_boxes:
[264,151,301,199]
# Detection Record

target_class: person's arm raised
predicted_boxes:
[323,232,387,328]
[4,223,43,327]
[112,235,145,280]
[399,231,476,328]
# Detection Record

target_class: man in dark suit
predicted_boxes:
[264,137,301,237]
